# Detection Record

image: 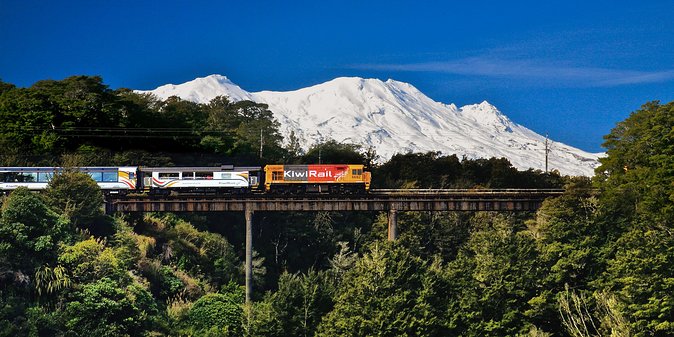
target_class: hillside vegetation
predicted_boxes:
[0,76,672,336]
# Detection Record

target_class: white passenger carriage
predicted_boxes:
[140,166,260,194]
[0,167,138,194]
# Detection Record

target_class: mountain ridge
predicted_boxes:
[136,74,601,176]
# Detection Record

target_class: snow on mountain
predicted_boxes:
[141,75,255,103]
[136,74,602,176]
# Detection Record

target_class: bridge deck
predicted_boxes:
[106,189,564,213]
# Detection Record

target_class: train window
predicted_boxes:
[102,172,118,182]
[158,172,179,179]
[37,173,53,182]
[22,173,38,182]
[272,171,282,181]
[0,173,18,182]
[352,169,362,176]
[129,172,135,180]
[221,173,232,179]
[89,172,103,182]
[182,172,196,180]
[195,172,212,179]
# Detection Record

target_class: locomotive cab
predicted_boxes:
[264,164,371,194]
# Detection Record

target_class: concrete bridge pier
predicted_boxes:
[245,203,253,304]
[388,209,398,241]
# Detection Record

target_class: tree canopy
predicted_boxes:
[0,76,287,165]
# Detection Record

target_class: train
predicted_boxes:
[0,164,371,195]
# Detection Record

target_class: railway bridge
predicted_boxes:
[105,188,564,302]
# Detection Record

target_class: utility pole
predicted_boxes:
[259,129,263,159]
[318,147,322,164]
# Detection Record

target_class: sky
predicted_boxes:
[2,0,674,153]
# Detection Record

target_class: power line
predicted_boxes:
[2,126,241,139]
[11,127,233,133]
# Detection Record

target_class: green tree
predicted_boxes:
[0,187,70,274]
[64,277,158,337]
[0,87,58,154]
[200,96,238,155]
[114,89,162,129]
[284,130,306,163]
[44,170,104,226]
[303,140,366,164]
[186,290,244,336]
[231,100,283,158]
[25,305,68,337]
[29,76,130,152]
[201,96,284,160]
[526,179,608,331]
[140,214,239,288]
[373,152,462,188]
[316,243,447,337]
[31,76,122,129]
[0,188,70,336]
[602,228,674,336]
[370,211,471,261]
[445,214,543,336]
[243,300,283,337]
[156,96,204,145]
[263,270,336,337]
[593,100,674,336]
[557,287,633,337]
[371,152,562,189]
[595,100,674,226]
[0,80,15,94]
[57,237,125,284]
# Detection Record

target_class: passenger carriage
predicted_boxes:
[139,166,261,195]
[0,167,137,194]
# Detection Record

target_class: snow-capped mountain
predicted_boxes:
[136,74,601,176]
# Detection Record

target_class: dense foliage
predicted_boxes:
[0,76,672,336]
[0,76,284,166]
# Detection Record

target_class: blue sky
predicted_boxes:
[2,0,673,152]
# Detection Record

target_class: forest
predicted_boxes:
[0,76,672,336]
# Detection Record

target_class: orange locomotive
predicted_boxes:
[264,164,371,194]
